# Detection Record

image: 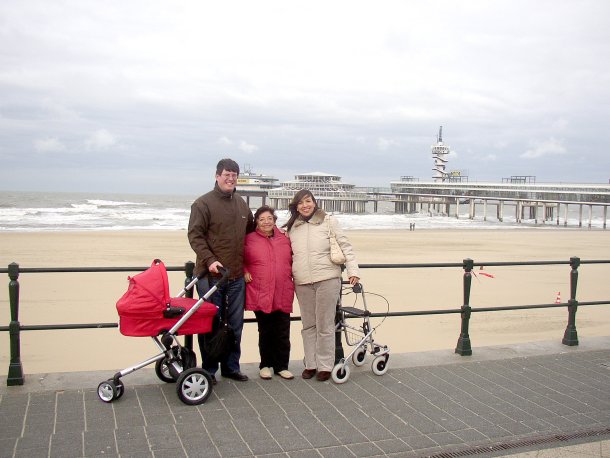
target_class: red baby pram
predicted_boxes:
[97,259,226,406]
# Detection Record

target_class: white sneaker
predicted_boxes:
[277,370,294,380]
[259,367,272,380]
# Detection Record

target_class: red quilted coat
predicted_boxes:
[244,226,294,314]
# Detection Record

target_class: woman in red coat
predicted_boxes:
[244,205,295,380]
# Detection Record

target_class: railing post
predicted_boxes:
[455,258,473,356]
[183,261,196,350]
[562,256,580,346]
[7,262,25,385]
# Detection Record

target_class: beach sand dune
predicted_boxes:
[1,229,609,374]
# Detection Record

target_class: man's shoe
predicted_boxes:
[222,371,249,382]
[209,374,217,385]
[302,369,316,379]
[277,370,294,380]
[259,367,272,380]
[316,371,331,382]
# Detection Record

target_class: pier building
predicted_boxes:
[236,164,280,191]
[235,165,281,207]
[389,178,610,228]
[267,172,368,213]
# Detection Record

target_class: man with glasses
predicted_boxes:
[188,158,255,382]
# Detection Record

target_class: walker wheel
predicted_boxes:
[155,357,178,383]
[372,354,389,376]
[352,347,367,367]
[331,363,350,384]
[176,368,213,405]
[97,380,117,403]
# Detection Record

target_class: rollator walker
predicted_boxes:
[332,281,390,383]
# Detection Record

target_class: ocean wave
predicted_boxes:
[86,199,147,207]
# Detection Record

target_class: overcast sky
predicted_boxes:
[1,0,609,194]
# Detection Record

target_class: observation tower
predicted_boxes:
[432,126,450,182]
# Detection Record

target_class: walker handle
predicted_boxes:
[342,279,362,293]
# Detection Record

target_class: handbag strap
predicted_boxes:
[326,214,335,238]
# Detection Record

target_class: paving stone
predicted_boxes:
[115,426,150,454]
[232,416,283,455]
[285,411,341,448]
[83,428,118,455]
[372,438,410,455]
[49,431,83,457]
[145,424,182,451]
[0,423,23,440]
[317,445,357,457]
[15,433,51,451]
[54,420,86,434]
[0,438,17,458]
[261,416,313,451]
[204,419,252,456]
[177,425,220,458]
[345,441,384,457]
[14,447,49,458]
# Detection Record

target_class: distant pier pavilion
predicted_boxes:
[267,172,368,213]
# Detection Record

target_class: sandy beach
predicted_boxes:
[1,229,609,374]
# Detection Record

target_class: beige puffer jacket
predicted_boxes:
[288,209,359,285]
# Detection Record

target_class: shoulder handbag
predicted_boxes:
[327,215,347,265]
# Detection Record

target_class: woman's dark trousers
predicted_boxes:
[254,310,291,372]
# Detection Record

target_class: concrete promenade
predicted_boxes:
[1,338,609,457]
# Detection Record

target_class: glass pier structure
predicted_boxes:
[268,172,368,213]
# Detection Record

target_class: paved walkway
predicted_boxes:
[1,338,610,457]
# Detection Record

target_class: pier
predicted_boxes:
[388,180,610,229]
[241,180,610,228]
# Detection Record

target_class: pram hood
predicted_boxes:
[116,259,171,317]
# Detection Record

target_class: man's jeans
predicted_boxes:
[197,275,245,375]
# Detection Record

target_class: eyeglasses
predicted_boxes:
[220,172,238,179]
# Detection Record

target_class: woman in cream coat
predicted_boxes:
[284,189,359,381]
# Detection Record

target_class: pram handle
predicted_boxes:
[216,266,230,287]
[177,266,230,298]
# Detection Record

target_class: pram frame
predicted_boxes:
[332,281,390,384]
[97,267,228,405]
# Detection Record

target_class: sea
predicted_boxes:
[0,190,607,232]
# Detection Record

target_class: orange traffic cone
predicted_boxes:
[555,292,561,304]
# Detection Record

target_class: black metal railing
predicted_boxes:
[2,258,610,386]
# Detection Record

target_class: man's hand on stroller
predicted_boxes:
[348,276,360,286]
[209,261,223,274]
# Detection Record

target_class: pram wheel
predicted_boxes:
[115,381,125,400]
[176,368,213,405]
[372,354,389,376]
[155,357,177,383]
[352,347,367,367]
[331,363,350,384]
[156,347,197,383]
[98,379,120,403]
